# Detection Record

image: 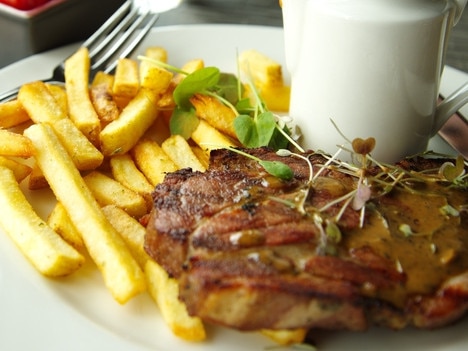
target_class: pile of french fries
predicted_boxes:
[0,45,299,345]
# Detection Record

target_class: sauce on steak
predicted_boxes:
[145,147,468,331]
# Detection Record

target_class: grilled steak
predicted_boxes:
[144,147,468,331]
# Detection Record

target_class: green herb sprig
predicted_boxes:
[138,55,292,150]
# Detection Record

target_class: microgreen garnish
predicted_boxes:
[173,67,221,109]
[169,107,199,139]
[234,111,277,148]
[399,224,414,237]
[139,54,292,153]
[440,204,460,217]
[440,155,467,185]
[226,146,294,180]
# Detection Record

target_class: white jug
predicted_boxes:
[281,0,468,163]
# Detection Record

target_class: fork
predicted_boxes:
[0,0,159,102]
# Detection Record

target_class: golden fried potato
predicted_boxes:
[0,129,35,158]
[145,260,206,342]
[113,58,140,109]
[64,47,101,145]
[102,205,150,269]
[191,93,237,138]
[90,71,120,127]
[100,88,160,156]
[131,138,178,186]
[244,83,290,112]
[47,202,85,252]
[139,47,173,93]
[261,329,307,346]
[24,123,146,303]
[140,63,173,94]
[239,49,291,112]
[0,99,30,128]
[191,119,237,155]
[191,145,210,170]
[239,49,284,87]
[28,162,48,190]
[19,81,104,170]
[53,118,104,171]
[0,156,31,182]
[83,171,147,219]
[162,134,206,172]
[109,153,154,208]
[46,84,68,113]
[0,166,84,276]
[144,46,168,63]
[142,114,171,144]
[18,81,67,123]
[173,58,204,85]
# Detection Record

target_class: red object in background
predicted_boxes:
[0,0,51,10]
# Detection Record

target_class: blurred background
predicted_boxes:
[0,0,467,72]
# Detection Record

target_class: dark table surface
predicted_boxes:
[157,0,468,74]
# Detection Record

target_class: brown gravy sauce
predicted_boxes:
[345,183,468,307]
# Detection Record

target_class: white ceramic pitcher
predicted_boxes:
[281,0,468,163]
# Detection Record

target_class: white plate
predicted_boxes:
[0,24,467,351]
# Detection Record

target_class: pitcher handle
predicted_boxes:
[453,0,467,24]
[433,80,468,134]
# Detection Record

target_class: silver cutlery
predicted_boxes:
[0,0,159,102]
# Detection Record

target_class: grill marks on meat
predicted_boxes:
[145,147,468,331]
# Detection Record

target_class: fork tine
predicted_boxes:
[81,0,133,49]
[87,5,139,59]
[103,12,160,74]
[91,10,159,74]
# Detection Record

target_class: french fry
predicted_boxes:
[142,114,171,144]
[162,134,206,172]
[46,84,68,113]
[190,93,237,138]
[140,62,174,94]
[143,46,168,63]
[0,166,84,276]
[0,99,30,128]
[131,138,178,186]
[102,205,150,268]
[83,171,147,219]
[244,83,290,112]
[18,81,104,171]
[28,162,48,190]
[0,156,31,182]
[18,81,67,123]
[100,88,160,156]
[64,47,101,145]
[0,129,35,158]
[156,81,177,110]
[113,58,140,109]
[239,49,284,87]
[145,260,206,342]
[109,153,154,208]
[24,123,146,303]
[155,57,200,111]
[47,202,85,252]
[191,145,210,170]
[53,118,104,170]
[239,49,291,112]
[90,71,120,127]
[173,58,204,85]
[261,329,307,346]
[191,119,237,155]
